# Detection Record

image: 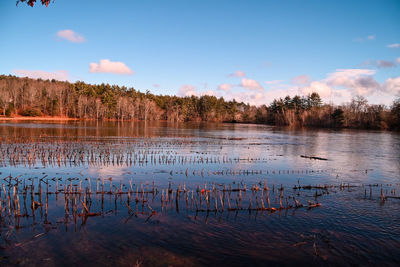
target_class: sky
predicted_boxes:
[0,0,399,106]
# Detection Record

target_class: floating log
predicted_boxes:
[300,155,328,161]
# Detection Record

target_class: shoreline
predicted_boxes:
[0,116,397,132]
[0,116,79,121]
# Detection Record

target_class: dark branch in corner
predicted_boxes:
[17,0,52,7]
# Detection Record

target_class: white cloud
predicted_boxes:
[178,85,216,97]
[375,60,396,68]
[240,78,263,90]
[264,80,283,85]
[331,89,352,100]
[301,81,332,98]
[291,74,310,84]
[222,69,399,106]
[227,91,262,105]
[397,58,400,64]
[221,84,299,106]
[362,59,397,68]
[178,84,198,97]
[217,83,232,92]
[325,69,379,96]
[228,70,246,77]
[382,77,400,95]
[56,29,85,43]
[89,59,134,75]
[327,69,376,79]
[14,69,69,81]
[387,43,400,48]
[301,70,399,104]
[353,35,376,42]
[202,90,216,96]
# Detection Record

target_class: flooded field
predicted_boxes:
[0,121,399,266]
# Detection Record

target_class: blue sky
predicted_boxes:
[0,0,399,105]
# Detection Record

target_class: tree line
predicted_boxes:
[0,75,399,130]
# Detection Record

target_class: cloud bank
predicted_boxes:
[89,59,134,75]
[228,70,246,77]
[240,78,263,90]
[291,75,310,84]
[14,69,69,81]
[264,80,283,85]
[178,84,216,97]
[217,83,233,92]
[362,59,397,68]
[56,30,85,43]
[198,69,400,107]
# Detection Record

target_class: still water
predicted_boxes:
[0,121,399,266]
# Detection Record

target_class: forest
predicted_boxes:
[0,74,399,130]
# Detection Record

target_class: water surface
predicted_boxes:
[0,121,399,266]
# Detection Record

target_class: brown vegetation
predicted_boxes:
[0,75,399,129]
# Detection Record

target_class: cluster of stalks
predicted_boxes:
[0,140,276,168]
[159,181,323,213]
[1,175,398,234]
[0,141,330,179]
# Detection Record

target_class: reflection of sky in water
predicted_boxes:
[0,121,399,186]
